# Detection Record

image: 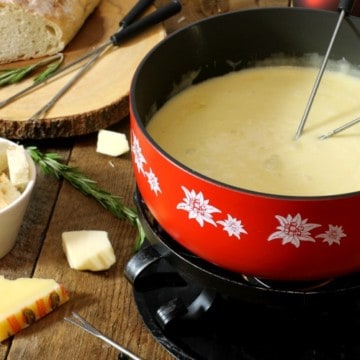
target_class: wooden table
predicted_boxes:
[0,1,289,359]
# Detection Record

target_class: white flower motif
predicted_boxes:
[131,131,146,174]
[176,186,221,227]
[145,168,161,195]
[268,213,321,248]
[217,214,247,239]
[316,224,347,246]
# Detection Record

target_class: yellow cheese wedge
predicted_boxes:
[62,230,116,271]
[96,129,130,157]
[0,276,69,342]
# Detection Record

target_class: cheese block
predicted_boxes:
[96,129,130,157]
[6,145,30,191]
[0,276,69,342]
[62,230,116,271]
[0,0,101,64]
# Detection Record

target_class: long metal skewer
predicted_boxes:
[64,312,142,360]
[28,0,156,121]
[294,0,355,140]
[0,46,104,109]
[0,0,154,109]
[0,0,181,112]
[319,116,360,139]
[28,46,111,121]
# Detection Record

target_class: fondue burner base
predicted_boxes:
[125,189,360,359]
[129,244,360,360]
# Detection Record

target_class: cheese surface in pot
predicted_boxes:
[146,65,360,196]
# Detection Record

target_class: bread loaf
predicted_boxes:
[0,0,101,64]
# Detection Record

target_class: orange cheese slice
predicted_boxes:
[0,276,69,342]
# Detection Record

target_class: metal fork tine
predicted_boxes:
[0,46,108,109]
[319,117,360,139]
[64,312,102,336]
[64,312,142,360]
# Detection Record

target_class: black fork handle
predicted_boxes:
[111,0,182,46]
[120,0,155,28]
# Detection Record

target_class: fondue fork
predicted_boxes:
[294,0,355,140]
[64,311,142,360]
[27,0,156,121]
[0,0,181,116]
[318,116,360,139]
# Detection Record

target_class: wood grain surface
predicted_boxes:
[0,0,166,140]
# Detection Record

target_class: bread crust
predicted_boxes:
[0,0,101,64]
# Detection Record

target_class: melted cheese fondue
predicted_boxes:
[146,65,360,196]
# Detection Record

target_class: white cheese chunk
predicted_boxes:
[0,173,21,210]
[0,152,7,174]
[62,230,116,271]
[6,145,30,191]
[96,129,130,157]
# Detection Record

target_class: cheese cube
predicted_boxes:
[0,173,21,210]
[0,276,69,342]
[62,230,116,271]
[96,129,130,157]
[6,145,30,191]
[0,151,7,174]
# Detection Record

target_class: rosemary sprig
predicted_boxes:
[27,146,145,251]
[33,54,64,84]
[0,53,64,87]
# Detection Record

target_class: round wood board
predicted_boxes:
[0,0,166,140]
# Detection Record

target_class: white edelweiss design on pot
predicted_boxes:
[268,213,321,248]
[217,215,247,239]
[145,168,161,195]
[176,186,248,237]
[131,131,147,175]
[131,131,161,195]
[316,224,347,246]
[176,186,221,227]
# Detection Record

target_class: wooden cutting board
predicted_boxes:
[0,0,166,140]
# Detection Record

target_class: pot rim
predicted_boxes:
[130,6,360,202]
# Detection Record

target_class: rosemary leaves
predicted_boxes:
[0,54,63,87]
[27,146,145,251]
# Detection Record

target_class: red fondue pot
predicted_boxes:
[129,7,360,281]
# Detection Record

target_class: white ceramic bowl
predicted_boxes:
[0,138,36,258]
